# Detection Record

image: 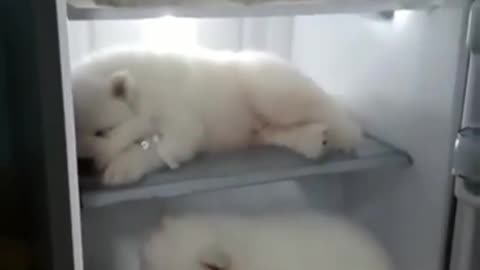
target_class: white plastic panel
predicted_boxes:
[290,6,469,270]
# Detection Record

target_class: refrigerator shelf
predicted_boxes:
[67,0,449,20]
[79,135,412,208]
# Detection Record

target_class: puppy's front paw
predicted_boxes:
[294,124,329,159]
[91,140,118,171]
[103,155,146,186]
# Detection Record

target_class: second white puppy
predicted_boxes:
[72,48,363,185]
[143,214,393,270]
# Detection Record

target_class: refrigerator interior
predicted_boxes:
[65,3,470,270]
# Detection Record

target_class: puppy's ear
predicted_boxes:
[110,70,139,110]
[110,70,132,99]
[198,244,231,270]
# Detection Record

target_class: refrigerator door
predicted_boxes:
[463,0,480,128]
[4,0,84,269]
[450,1,480,269]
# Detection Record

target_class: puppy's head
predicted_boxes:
[143,217,232,270]
[72,68,138,159]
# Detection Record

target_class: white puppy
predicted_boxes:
[143,214,393,270]
[72,48,362,185]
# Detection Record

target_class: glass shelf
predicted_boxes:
[79,135,412,208]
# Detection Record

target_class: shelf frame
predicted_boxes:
[66,0,453,20]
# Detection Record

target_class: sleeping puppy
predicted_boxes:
[143,214,393,270]
[72,48,363,186]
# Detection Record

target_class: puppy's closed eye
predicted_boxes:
[202,262,224,270]
[198,244,231,270]
[94,127,114,138]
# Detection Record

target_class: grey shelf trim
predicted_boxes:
[80,135,412,208]
[67,0,450,20]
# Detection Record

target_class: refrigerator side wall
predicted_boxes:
[291,6,468,270]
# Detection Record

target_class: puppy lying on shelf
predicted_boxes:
[72,48,362,186]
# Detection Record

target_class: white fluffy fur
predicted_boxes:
[143,214,393,270]
[72,48,362,185]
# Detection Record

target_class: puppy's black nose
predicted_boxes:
[77,158,97,176]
